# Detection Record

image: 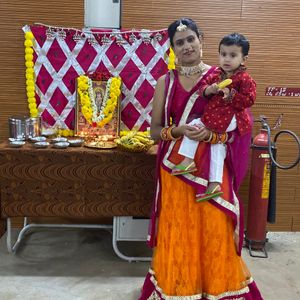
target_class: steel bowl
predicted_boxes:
[9,141,26,148]
[33,141,49,149]
[52,142,70,149]
[68,139,84,147]
[30,136,47,143]
[51,137,68,143]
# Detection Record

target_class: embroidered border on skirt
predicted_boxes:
[140,269,262,300]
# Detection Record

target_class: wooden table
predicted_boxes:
[0,142,156,259]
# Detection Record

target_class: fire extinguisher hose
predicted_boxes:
[265,125,300,170]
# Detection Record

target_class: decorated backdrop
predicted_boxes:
[23,24,170,132]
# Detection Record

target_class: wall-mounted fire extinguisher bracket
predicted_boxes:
[245,115,300,258]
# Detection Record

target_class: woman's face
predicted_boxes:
[172,29,202,66]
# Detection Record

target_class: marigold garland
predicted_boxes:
[77,75,121,127]
[24,31,38,117]
[57,129,74,137]
[168,47,176,70]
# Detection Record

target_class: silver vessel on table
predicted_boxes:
[8,115,41,140]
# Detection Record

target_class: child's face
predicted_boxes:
[219,44,247,74]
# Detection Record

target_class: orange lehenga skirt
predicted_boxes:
[151,167,252,297]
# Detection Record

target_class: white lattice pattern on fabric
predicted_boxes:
[23,25,170,131]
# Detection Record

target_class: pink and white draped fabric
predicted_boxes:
[22,25,170,131]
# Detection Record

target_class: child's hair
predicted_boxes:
[167,18,203,47]
[219,33,250,56]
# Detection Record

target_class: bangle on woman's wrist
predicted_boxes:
[160,124,181,141]
[203,131,213,142]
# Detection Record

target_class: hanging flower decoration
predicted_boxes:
[24,31,38,117]
[168,47,176,70]
[77,74,121,128]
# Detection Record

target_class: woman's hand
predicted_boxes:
[171,124,193,139]
[184,125,210,141]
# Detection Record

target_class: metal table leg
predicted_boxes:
[112,217,152,262]
[6,217,113,254]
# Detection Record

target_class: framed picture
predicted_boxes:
[75,79,120,140]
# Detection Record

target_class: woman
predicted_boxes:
[139,18,263,300]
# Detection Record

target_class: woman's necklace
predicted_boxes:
[179,61,206,77]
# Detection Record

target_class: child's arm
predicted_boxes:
[198,71,220,98]
[225,73,256,111]
[203,83,220,97]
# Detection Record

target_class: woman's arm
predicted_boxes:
[150,75,166,141]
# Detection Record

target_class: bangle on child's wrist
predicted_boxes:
[204,131,228,144]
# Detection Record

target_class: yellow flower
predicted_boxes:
[26,68,34,74]
[78,82,88,90]
[28,97,36,103]
[168,48,176,70]
[27,91,35,98]
[28,103,37,110]
[25,54,34,61]
[25,31,34,40]
[25,61,34,68]
[26,73,34,80]
[25,47,34,54]
[85,112,92,119]
[30,108,38,117]
[26,86,35,93]
[62,130,69,137]
[24,40,33,47]
[26,79,35,86]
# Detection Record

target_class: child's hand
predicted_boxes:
[222,88,237,102]
[222,87,230,100]
[204,83,220,96]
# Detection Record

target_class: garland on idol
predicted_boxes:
[77,74,121,128]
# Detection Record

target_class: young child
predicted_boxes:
[173,33,256,201]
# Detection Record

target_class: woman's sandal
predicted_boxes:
[196,185,223,202]
[171,161,197,176]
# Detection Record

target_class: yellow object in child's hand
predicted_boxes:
[217,79,232,89]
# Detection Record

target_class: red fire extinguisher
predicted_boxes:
[245,128,272,258]
[245,114,300,258]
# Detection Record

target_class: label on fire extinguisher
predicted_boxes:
[261,160,271,199]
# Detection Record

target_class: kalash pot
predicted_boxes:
[8,115,41,140]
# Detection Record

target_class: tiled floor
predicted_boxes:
[0,228,299,299]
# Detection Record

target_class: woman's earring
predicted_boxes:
[200,48,203,59]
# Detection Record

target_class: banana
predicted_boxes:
[217,79,232,89]
[135,135,150,144]
[116,129,154,151]
[130,137,140,144]
[133,141,145,148]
